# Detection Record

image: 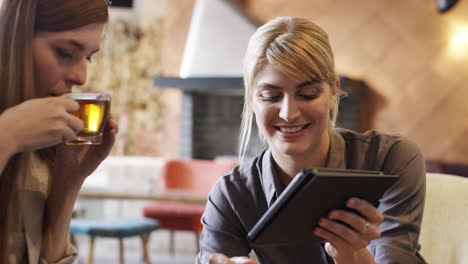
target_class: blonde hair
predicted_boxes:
[0,0,108,260]
[238,16,344,161]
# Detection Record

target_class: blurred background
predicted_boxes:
[81,0,468,163]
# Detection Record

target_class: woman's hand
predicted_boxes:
[41,114,117,262]
[0,96,83,154]
[209,253,256,264]
[313,198,383,264]
[53,113,118,185]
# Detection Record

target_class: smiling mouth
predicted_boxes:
[275,124,310,133]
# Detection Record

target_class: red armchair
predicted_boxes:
[142,159,237,254]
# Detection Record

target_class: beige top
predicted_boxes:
[9,152,77,264]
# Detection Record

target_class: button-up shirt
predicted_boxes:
[196,129,426,264]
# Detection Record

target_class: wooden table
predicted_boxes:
[78,189,207,205]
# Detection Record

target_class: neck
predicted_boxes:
[272,130,331,186]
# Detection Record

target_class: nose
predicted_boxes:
[65,60,87,86]
[279,96,300,122]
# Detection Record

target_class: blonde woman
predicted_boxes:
[198,17,426,264]
[0,0,117,263]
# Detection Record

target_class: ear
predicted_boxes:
[332,79,340,96]
[328,79,340,106]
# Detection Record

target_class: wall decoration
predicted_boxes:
[78,19,165,155]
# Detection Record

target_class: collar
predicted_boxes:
[326,128,347,169]
[259,149,284,207]
[259,129,347,207]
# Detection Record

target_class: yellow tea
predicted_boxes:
[66,93,111,145]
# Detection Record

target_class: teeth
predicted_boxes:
[280,126,304,133]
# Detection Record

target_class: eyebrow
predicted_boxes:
[296,80,321,88]
[56,39,100,54]
[257,80,321,90]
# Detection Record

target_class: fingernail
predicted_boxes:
[231,256,253,264]
[313,229,318,235]
[348,198,359,206]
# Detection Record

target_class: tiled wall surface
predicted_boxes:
[181,93,244,159]
[161,0,468,163]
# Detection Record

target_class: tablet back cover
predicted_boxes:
[248,168,398,246]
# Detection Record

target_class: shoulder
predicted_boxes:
[209,153,267,211]
[345,129,425,180]
[337,128,409,148]
[339,128,421,158]
[205,154,269,230]
[336,128,423,172]
[213,155,262,197]
[338,129,426,198]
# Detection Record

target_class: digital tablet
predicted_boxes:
[247,168,398,246]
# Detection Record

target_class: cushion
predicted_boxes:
[143,201,205,232]
[70,218,160,238]
[419,173,468,264]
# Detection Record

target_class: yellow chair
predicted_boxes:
[419,173,468,264]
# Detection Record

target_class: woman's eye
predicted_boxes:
[54,47,75,61]
[259,92,281,102]
[300,94,319,100]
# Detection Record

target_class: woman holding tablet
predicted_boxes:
[198,16,426,264]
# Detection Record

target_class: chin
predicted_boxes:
[275,143,311,156]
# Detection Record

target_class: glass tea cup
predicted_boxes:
[66,92,111,145]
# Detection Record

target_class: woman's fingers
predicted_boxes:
[346,198,384,225]
[327,211,381,240]
[58,94,80,113]
[106,113,119,134]
[315,218,368,250]
[230,256,256,264]
[60,123,79,142]
[328,210,367,232]
[314,226,350,250]
[313,198,385,256]
[65,114,84,134]
[209,253,229,264]
[97,114,117,153]
[209,253,256,264]
[323,198,383,242]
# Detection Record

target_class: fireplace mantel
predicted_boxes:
[154,76,244,95]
